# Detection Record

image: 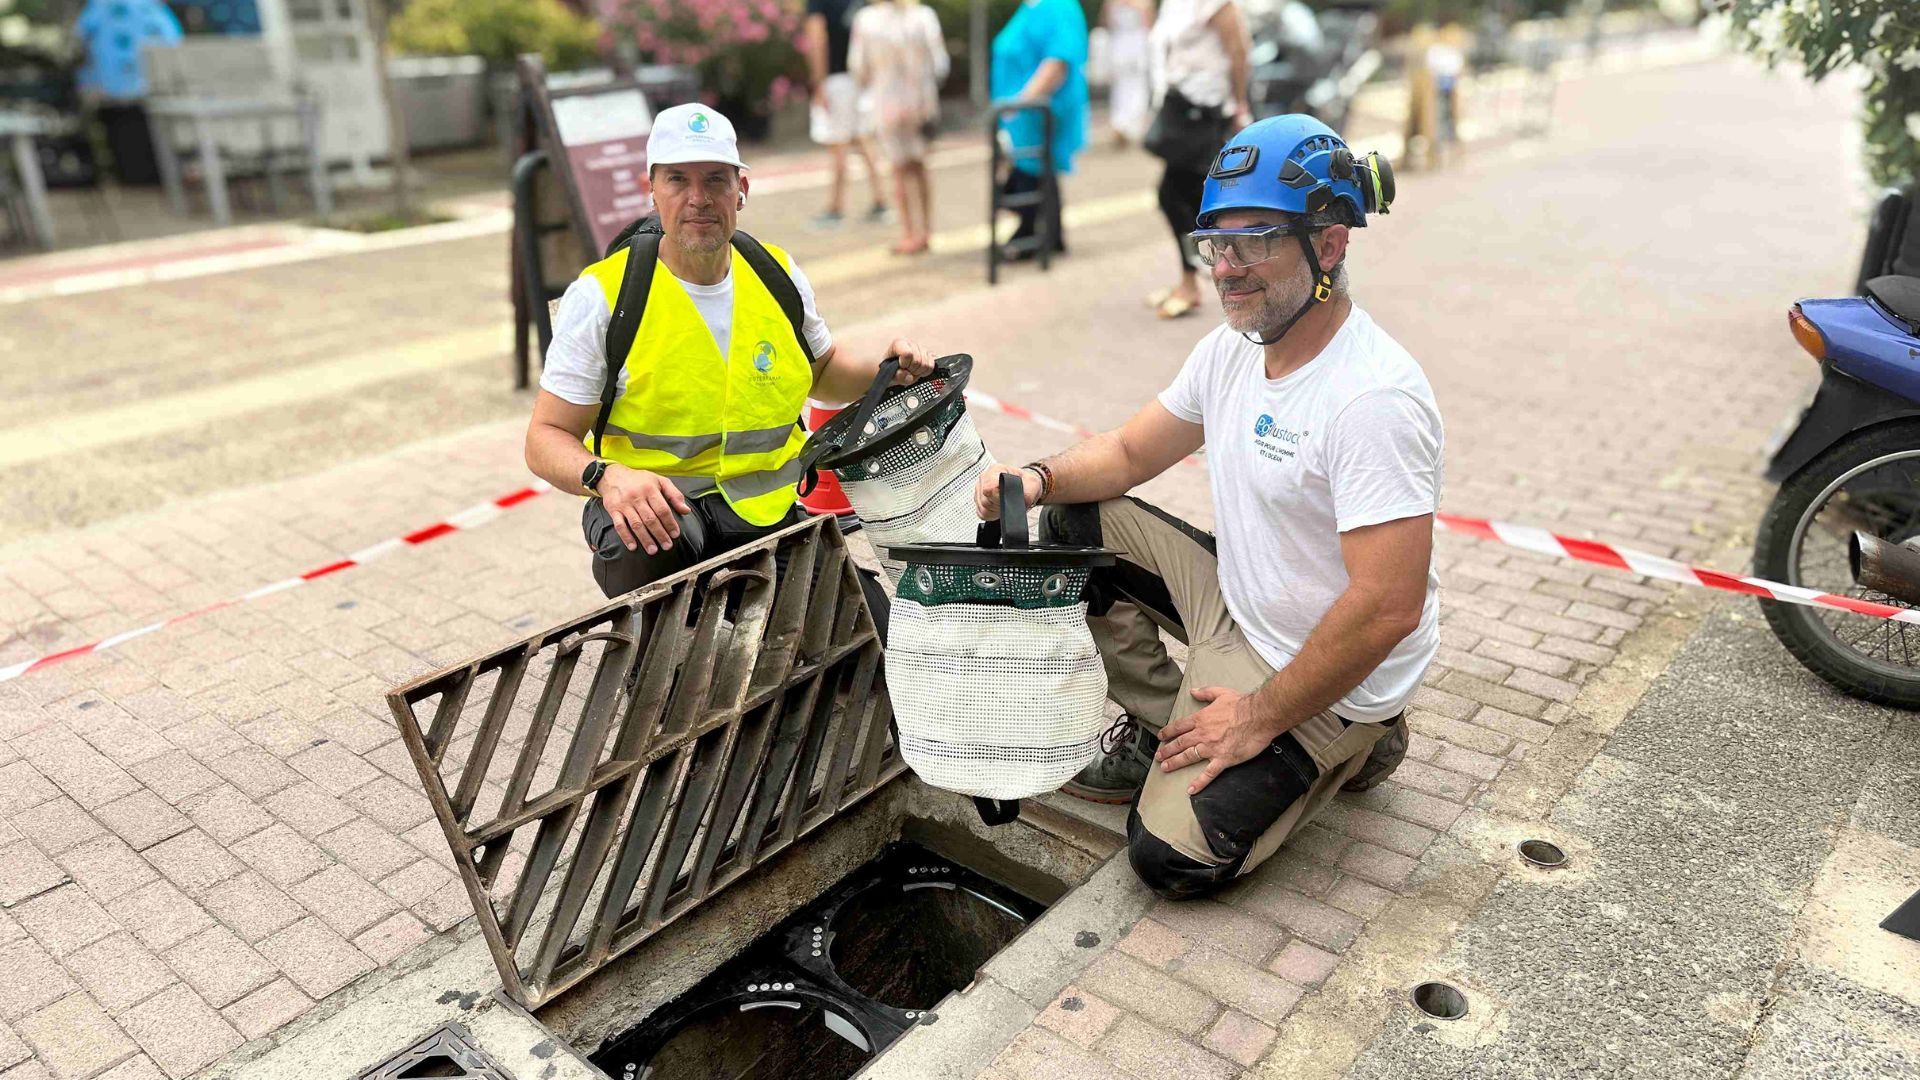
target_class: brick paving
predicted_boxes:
[0,54,1865,1080]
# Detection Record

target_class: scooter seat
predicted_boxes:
[1866,275,1920,333]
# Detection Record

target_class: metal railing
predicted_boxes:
[387,516,900,1008]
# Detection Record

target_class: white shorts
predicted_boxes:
[809,73,873,145]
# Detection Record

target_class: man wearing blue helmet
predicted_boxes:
[973,115,1443,900]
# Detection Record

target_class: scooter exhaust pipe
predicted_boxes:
[1849,532,1920,607]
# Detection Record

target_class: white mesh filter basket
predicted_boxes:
[885,567,1110,800]
[838,410,994,582]
[804,357,997,585]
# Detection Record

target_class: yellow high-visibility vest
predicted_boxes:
[580,240,813,526]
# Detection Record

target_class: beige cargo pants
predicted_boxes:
[1040,497,1388,899]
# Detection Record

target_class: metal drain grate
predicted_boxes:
[388,517,901,1008]
[361,1023,514,1080]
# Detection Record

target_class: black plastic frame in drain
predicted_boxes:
[591,842,1047,1079]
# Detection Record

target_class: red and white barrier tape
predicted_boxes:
[0,481,555,683]
[958,386,1920,626]
[1434,512,1920,625]
[7,387,1917,685]
[961,388,1205,466]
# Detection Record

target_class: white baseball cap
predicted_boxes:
[647,103,749,171]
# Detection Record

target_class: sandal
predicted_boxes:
[1144,287,1173,309]
[1155,295,1199,320]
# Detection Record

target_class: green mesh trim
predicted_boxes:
[895,563,1092,610]
[832,395,967,482]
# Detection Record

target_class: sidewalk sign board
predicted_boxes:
[515,56,657,258]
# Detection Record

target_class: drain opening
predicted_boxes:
[828,876,1030,1010]
[361,1023,512,1080]
[620,994,874,1080]
[1410,981,1469,1021]
[1517,839,1567,869]
[591,843,1047,1080]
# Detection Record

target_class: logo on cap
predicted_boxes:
[754,341,775,373]
[689,112,711,134]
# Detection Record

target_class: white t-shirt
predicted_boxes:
[1158,307,1444,722]
[540,256,834,406]
[1151,0,1235,108]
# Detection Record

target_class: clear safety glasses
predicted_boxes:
[1191,225,1312,269]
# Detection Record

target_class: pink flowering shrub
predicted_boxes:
[599,0,808,115]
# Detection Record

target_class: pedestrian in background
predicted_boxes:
[991,0,1090,260]
[850,0,950,256]
[73,0,182,186]
[806,0,889,227]
[1104,0,1153,145]
[1143,0,1250,320]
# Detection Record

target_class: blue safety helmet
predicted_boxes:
[1196,114,1394,230]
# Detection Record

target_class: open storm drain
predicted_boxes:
[1517,839,1568,869]
[1410,981,1469,1021]
[591,843,1044,1080]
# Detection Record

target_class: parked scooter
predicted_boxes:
[1756,187,1920,707]
[1244,0,1379,132]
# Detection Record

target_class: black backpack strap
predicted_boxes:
[732,229,817,369]
[594,231,661,458]
[594,226,808,458]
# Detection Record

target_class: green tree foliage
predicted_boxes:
[388,0,601,70]
[1724,0,1920,187]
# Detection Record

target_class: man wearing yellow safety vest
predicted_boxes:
[526,104,935,596]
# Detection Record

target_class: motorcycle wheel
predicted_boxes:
[1754,419,1920,709]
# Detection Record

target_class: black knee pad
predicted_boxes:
[1126,807,1229,901]
[1038,502,1102,547]
[1040,503,1119,615]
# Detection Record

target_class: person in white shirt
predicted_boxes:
[974,115,1438,899]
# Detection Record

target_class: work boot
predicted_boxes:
[1062,714,1157,804]
[1341,713,1408,793]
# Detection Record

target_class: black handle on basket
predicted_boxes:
[797,356,900,476]
[997,471,1027,549]
[803,354,974,476]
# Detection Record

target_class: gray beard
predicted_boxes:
[1218,266,1312,337]
[673,231,728,257]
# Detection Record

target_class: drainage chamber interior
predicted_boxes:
[592,841,1046,1080]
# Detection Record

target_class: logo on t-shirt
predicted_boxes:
[1252,413,1308,463]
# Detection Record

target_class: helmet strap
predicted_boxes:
[1241,229,1336,347]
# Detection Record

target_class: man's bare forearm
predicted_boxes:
[811,342,884,404]
[1031,431,1142,506]
[1246,587,1417,737]
[526,422,597,496]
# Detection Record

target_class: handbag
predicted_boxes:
[1144,87,1234,173]
[799,354,994,583]
[883,475,1120,820]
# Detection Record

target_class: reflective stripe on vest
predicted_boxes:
[581,241,813,526]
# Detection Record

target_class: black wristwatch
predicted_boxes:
[581,459,609,494]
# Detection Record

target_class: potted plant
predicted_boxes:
[599,0,808,140]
